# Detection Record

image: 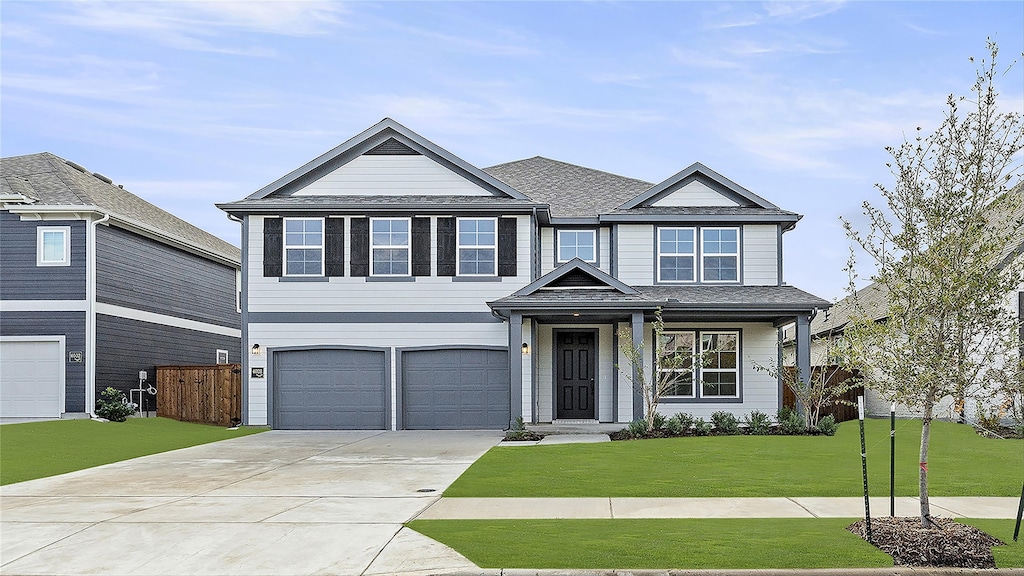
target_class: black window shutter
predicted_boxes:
[437,217,456,276]
[350,217,369,277]
[498,217,518,277]
[325,217,345,277]
[263,217,283,277]
[412,217,431,276]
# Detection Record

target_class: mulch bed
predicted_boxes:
[847,516,1004,568]
[976,425,1024,439]
[502,431,546,442]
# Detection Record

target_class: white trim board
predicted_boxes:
[1,300,89,312]
[95,303,241,338]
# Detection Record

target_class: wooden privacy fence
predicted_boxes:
[783,365,862,423]
[157,364,242,426]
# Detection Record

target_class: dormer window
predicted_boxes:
[657,227,696,282]
[557,230,596,263]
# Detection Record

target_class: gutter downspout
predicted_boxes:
[86,211,110,416]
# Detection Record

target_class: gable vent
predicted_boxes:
[547,269,606,288]
[364,137,420,156]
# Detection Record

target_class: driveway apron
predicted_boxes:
[0,430,501,576]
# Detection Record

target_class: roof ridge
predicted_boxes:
[486,156,653,186]
[40,152,92,205]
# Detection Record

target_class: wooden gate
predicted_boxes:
[156,365,242,426]
[782,365,862,423]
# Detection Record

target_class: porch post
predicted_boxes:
[631,311,644,422]
[795,313,811,413]
[509,312,523,429]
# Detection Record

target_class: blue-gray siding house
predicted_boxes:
[0,153,241,418]
[218,118,829,430]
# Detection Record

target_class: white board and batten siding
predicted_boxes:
[247,215,532,314]
[651,180,740,207]
[742,224,779,286]
[292,155,493,197]
[535,324,616,423]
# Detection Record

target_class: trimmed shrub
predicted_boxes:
[693,418,713,436]
[743,410,772,435]
[650,412,667,431]
[627,419,649,438]
[664,413,690,435]
[711,411,741,435]
[779,409,806,435]
[95,387,136,422]
[816,414,839,436]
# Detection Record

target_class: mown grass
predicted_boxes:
[409,518,895,569]
[446,419,1022,497]
[0,417,265,485]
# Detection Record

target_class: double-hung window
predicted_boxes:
[37,226,71,266]
[701,228,739,282]
[657,227,696,282]
[658,331,696,397]
[284,218,323,276]
[700,332,739,398]
[557,230,596,263]
[370,218,410,276]
[457,218,497,276]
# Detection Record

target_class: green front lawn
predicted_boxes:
[446,419,1020,497]
[0,418,265,485]
[409,518,895,569]
[410,518,1024,569]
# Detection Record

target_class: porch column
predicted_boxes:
[509,313,523,429]
[631,311,644,422]
[795,313,811,407]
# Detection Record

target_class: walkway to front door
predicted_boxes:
[555,330,596,419]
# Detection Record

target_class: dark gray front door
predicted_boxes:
[273,348,386,429]
[556,331,596,419]
[402,348,510,429]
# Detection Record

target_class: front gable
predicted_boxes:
[619,162,779,210]
[649,178,741,207]
[249,118,528,200]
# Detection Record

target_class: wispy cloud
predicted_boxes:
[761,1,846,22]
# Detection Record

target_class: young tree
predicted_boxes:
[842,40,1023,528]
[617,308,709,432]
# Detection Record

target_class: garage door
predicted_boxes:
[402,348,509,430]
[273,348,387,430]
[0,338,63,418]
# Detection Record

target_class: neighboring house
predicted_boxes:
[217,118,829,430]
[791,184,1024,419]
[0,153,241,419]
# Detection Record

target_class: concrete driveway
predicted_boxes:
[1,430,501,576]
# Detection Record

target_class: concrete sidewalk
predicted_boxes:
[417,496,1019,519]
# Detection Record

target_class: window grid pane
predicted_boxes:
[702,228,739,282]
[371,219,410,276]
[658,331,696,397]
[457,218,497,275]
[658,228,695,282]
[558,230,596,262]
[284,219,323,276]
[700,332,739,397]
[41,231,65,262]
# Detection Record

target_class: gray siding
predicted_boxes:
[0,311,87,412]
[96,314,240,410]
[0,211,86,300]
[96,225,239,329]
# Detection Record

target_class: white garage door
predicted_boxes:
[0,338,64,418]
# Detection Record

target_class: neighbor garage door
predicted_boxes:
[402,348,509,430]
[273,348,387,429]
[0,338,63,418]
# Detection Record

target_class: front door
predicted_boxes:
[555,331,596,419]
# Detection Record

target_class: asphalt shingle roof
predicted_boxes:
[483,156,653,218]
[1,153,240,264]
[217,195,536,209]
[491,284,830,310]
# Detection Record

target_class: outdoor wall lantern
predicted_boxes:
[521,343,530,355]
[251,343,261,355]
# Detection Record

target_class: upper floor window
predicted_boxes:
[284,218,323,276]
[371,218,410,276]
[458,217,497,276]
[37,226,70,267]
[657,227,695,282]
[701,228,739,282]
[557,230,596,263]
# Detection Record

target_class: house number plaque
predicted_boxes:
[251,368,265,379]
[68,351,83,363]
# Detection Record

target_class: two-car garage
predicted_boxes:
[271,346,510,430]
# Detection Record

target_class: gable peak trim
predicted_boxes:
[618,162,780,211]
[512,258,639,296]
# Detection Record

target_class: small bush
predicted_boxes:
[627,419,650,438]
[711,411,740,435]
[95,387,136,422]
[743,410,772,435]
[777,406,796,423]
[779,409,806,435]
[650,412,667,431]
[975,401,1002,432]
[664,413,687,435]
[692,418,713,436]
[816,414,839,436]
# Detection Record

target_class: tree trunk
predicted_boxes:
[919,391,934,529]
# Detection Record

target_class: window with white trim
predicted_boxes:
[557,230,597,263]
[657,227,696,282]
[700,332,739,397]
[701,227,739,282]
[284,218,323,276]
[370,218,410,276]
[216,349,229,364]
[37,226,71,266]
[658,331,696,397]
[457,217,497,276]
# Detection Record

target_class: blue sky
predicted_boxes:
[2,1,1022,301]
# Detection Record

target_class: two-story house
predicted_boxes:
[0,153,241,419]
[217,118,829,430]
